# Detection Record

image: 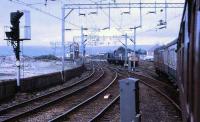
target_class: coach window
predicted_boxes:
[171,50,174,66]
[173,49,175,66]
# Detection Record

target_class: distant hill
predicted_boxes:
[0,46,54,56]
[0,45,155,56]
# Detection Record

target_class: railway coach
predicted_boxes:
[154,39,177,80]
[155,0,200,121]
[176,0,200,122]
[107,46,139,66]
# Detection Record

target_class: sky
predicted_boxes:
[0,0,185,47]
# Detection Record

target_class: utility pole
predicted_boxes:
[61,6,73,81]
[133,28,136,71]
[81,26,84,64]
[73,43,75,63]
[61,6,65,81]
[108,2,111,29]
[72,37,76,64]
[80,26,88,64]
[130,26,140,71]
[124,33,128,67]
[133,26,141,71]
[165,0,167,28]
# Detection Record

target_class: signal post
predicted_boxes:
[5,11,30,87]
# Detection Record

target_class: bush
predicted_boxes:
[34,55,60,60]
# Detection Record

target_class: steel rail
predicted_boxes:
[139,80,181,111]
[109,66,181,112]
[89,95,120,122]
[1,66,105,122]
[88,65,133,122]
[49,69,118,122]
[128,69,174,88]
[0,66,95,115]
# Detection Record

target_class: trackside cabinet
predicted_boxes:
[119,78,141,122]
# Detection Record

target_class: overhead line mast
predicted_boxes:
[61,1,184,73]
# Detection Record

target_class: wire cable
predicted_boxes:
[10,0,81,28]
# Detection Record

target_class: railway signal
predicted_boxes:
[4,10,31,87]
[5,11,23,87]
[6,11,23,41]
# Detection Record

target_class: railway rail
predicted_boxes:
[114,66,181,112]
[0,63,105,122]
[138,61,175,85]
[137,66,177,88]
[89,95,120,122]
[87,64,182,121]
[130,72,180,112]
[0,61,182,121]
[48,69,118,122]
[88,66,131,122]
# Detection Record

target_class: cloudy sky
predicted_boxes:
[0,0,184,46]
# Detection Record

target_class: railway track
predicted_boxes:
[138,64,174,84]
[48,68,118,122]
[114,66,181,112]
[0,64,106,122]
[138,61,176,85]
[137,67,177,89]
[0,61,181,121]
[130,71,180,111]
[139,79,181,111]
[117,66,175,89]
[138,66,157,77]
[89,95,120,122]
[87,66,131,122]
[88,64,181,121]
[0,62,119,122]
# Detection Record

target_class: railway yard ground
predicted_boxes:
[0,60,182,122]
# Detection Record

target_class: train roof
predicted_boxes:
[154,44,165,51]
[154,38,177,51]
[165,39,177,47]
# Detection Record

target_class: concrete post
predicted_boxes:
[16,60,20,87]
[119,78,141,122]
[133,28,136,71]
[128,59,131,71]
[61,6,65,81]
[81,26,84,64]
[124,33,128,67]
